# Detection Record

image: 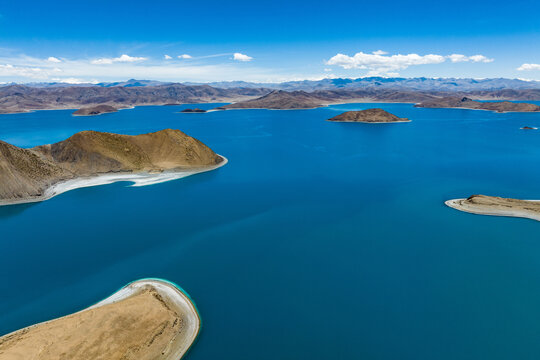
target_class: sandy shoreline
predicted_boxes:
[91,279,201,360]
[445,197,540,222]
[0,279,201,360]
[0,155,227,207]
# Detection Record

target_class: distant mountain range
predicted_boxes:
[202,77,540,91]
[9,77,540,92]
[1,79,540,114]
[0,84,268,114]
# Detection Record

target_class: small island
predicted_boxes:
[0,279,201,360]
[446,195,540,222]
[328,108,410,123]
[181,108,207,113]
[73,104,118,116]
[0,129,226,205]
[415,97,540,113]
[521,126,538,130]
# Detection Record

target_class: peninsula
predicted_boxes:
[328,108,410,123]
[217,90,324,110]
[0,129,225,205]
[216,89,439,110]
[0,279,201,360]
[415,97,540,112]
[446,195,540,222]
[73,104,119,116]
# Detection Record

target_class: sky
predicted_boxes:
[0,0,539,83]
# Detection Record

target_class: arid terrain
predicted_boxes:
[0,129,223,203]
[415,97,540,112]
[0,84,269,114]
[446,195,540,222]
[328,108,410,123]
[72,104,119,116]
[2,82,540,114]
[0,280,200,360]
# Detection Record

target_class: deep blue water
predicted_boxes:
[2,103,540,359]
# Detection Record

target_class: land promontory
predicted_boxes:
[0,279,201,360]
[0,129,224,204]
[446,195,540,222]
[328,108,410,123]
[73,104,118,116]
[218,90,324,110]
[415,97,540,112]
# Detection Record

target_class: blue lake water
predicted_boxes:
[1,103,540,359]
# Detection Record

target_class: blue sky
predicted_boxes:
[0,0,539,83]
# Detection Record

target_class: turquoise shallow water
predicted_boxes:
[1,103,540,359]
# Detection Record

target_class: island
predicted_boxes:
[73,104,118,116]
[327,108,410,123]
[415,97,540,112]
[521,126,538,130]
[181,108,207,113]
[0,129,226,205]
[446,195,540,222]
[0,279,201,360]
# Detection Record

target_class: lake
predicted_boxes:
[1,103,540,359]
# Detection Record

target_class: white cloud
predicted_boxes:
[517,63,540,71]
[447,54,468,63]
[448,54,493,63]
[51,77,98,84]
[469,55,493,63]
[233,53,253,62]
[326,51,494,76]
[326,52,445,75]
[91,54,147,65]
[178,54,192,59]
[164,54,172,60]
[0,52,281,83]
[0,64,51,79]
[47,56,61,63]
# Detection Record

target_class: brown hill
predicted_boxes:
[328,108,410,123]
[73,104,118,116]
[219,90,324,110]
[415,97,540,112]
[217,89,440,110]
[0,129,223,203]
[0,141,70,201]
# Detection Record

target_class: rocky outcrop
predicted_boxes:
[181,108,207,113]
[73,104,118,116]
[328,108,410,123]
